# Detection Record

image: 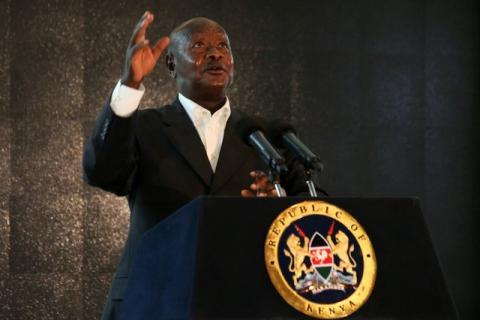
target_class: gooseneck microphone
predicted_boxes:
[236,117,288,197]
[268,120,324,172]
[268,120,324,197]
[236,117,288,175]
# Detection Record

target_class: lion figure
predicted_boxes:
[284,233,314,287]
[327,230,357,285]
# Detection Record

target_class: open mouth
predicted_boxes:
[205,66,226,75]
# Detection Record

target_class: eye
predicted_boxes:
[192,42,204,48]
[218,42,229,49]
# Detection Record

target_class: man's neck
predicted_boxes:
[192,98,226,114]
[179,93,228,116]
[178,88,227,114]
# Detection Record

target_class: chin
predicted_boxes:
[200,80,229,91]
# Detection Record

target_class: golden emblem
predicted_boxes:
[265,201,377,319]
[284,233,315,287]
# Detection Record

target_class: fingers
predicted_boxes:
[249,171,273,191]
[249,170,266,179]
[241,189,255,197]
[152,36,170,61]
[128,12,169,63]
[267,189,279,197]
[249,170,268,187]
[245,170,278,197]
[130,39,150,55]
[130,11,154,46]
[241,188,276,198]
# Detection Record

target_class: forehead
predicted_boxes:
[182,25,229,41]
[188,30,229,41]
[175,18,226,36]
[169,19,232,54]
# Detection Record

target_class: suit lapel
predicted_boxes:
[211,110,254,193]
[161,99,213,187]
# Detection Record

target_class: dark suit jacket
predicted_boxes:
[83,98,317,319]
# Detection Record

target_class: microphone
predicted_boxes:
[268,120,324,172]
[236,117,289,176]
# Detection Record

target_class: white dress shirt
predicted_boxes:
[110,80,231,172]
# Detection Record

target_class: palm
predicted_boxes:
[131,46,157,82]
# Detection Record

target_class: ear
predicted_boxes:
[165,54,176,78]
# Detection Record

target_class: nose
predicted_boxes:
[205,45,223,60]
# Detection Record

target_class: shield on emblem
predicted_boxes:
[309,232,333,281]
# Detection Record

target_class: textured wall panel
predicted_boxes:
[0,121,11,211]
[425,1,479,318]
[426,0,478,55]
[362,54,425,127]
[0,0,10,117]
[10,120,84,196]
[211,1,287,52]
[0,1,12,318]
[9,193,84,273]
[424,129,479,318]
[287,57,308,126]
[0,211,9,275]
[426,54,479,129]
[299,52,425,127]
[0,121,11,275]
[82,273,116,320]
[10,0,84,120]
[304,122,425,197]
[6,273,82,319]
[362,0,424,55]
[299,51,361,125]
[84,192,129,273]
[229,48,291,118]
[0,273,12,319]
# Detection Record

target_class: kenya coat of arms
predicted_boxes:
[265,201,376,319]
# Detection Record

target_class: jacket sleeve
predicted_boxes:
[83,102,138,196]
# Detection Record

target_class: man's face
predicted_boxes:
[171,23,234,98]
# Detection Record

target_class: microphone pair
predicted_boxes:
[236,117,324,176]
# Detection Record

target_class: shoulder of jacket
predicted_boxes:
[136,103,175,119]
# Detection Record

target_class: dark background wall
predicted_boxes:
[0,0,478,319]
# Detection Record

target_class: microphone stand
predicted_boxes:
[303,159,323,197]
[268,171,287,197]
[305,169,318,197]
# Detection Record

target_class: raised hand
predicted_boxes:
[241,171,278,197]
[121,11,170,89]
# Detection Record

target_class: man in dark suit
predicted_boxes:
[83,12,317,320]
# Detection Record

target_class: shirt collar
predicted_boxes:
[178,93,231,122]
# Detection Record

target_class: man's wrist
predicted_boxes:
[121,77,142,90]
[110,80,145,117]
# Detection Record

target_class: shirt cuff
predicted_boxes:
[110,80,145,117]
